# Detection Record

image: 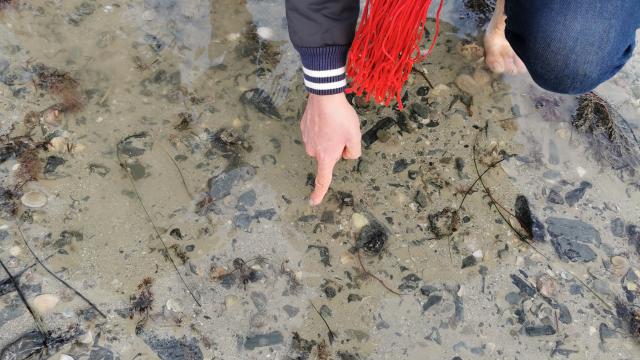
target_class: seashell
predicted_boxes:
[60,354,75,360]
[611,256,629,277]
[351,213,369,231]
[48,137,68,153]
[21,191,47,208]
[78,330,93,345]
[256,27,274,40]
[33,294,59,314]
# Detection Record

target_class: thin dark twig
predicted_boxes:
[16,225,107,318]
[160,144,193,200]
[357,250,406,296]
[411,67,434,88]
[309,300,336,344]
[0,258,48,335]
[116,136,201,307]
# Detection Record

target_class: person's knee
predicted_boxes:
[509,30,617,95]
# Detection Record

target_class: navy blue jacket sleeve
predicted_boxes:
[285,0,359,95]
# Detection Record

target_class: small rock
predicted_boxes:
[455,74,481,95]
[21,191,47,208]
[224,295,238,309]
[611,256,629,277]
[244,331,283,350]
[355,221,387,255]
[256,27,274,40]
[461,255,477,269]
[535,274,556,298]
[610,218,625,237]
[473,68,491,85]
[9,246,21,257]
[525,325,556,336]
[78,330,93,345]
[558,304,572,324]
[351,213,369,231]
[165,298,183,313]
[547,189,565,205]
[33,294,59,313]
[565,181,591,206]
[60,354,74,360]
[48,137,67,153]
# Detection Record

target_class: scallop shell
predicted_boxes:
[21,191,47,208]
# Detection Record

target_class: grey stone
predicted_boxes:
[244,331,283,350]
[611,218,625,237]
[546,217,601,245]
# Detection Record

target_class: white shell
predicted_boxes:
[33,294,59,314]
[21,191,47,208]
[60,354,75,360]
[256,27,274,40]
[351,213,369,231]
[78,330,93,345]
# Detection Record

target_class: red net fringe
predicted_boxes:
[346,0,444,110]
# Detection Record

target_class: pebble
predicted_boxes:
[142,10,154,21]
[611,256,630,277]
[536,274,556,298]
[21,191,47,208]
[576,167,587,177]
[60,355,74,360]
[225,295,239,309]
[256,27,274,40]
[226,33,241,41]
[9,246,21,257]
[165,298,183,313]
[351,213,369,231]
[48,137,68,153]
[78,330,93,345]
[473,68,491,86]
[455,74,481,95]
[340,252,354,265]
[33,294,59,313]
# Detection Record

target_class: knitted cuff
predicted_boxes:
[296,45,349,95]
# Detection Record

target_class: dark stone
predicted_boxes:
[240,88,280,119]
[362,117,395,147]
[244,331,284,350]
[169,228,183,240]
[138,331,203,360]
[411,103,430,118]
[297,215,317,223]
[461,255,477,269]
[255,208,276,220]
[514,195,545,241]
[546,217,601,245]
[347,294,363,303]
[505,292,521,305]
[44,156,65,174]
[558,304,572,324]
[337,191,354,207]
[610,218,625,237]
[525,325,556,336]
[510,274,536,297]
[565,181,592,206]
[250,292,268,312]
[185,245,194,252]
[422,295,442,312]
[355,220,387,255]
[416,86,429,96]
[324,286,336,298]
[414,191,428,209]
[392,159,411,173]
[237,190,257,208]
[283,305,299,318]
[398,273,422,291]
[88,346,116,360]
[319,305,332,317]
[420,285,438,296]
[233,213,253,232]
[547,188,565,205]
[307,245,331,267]
[207,165,256,200]
[408,170,419,180]
[320,210,334,223]
[550,228,598,262]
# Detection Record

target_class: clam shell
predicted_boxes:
[21,191,47,208]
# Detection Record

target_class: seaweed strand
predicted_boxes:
[16,225,107,318]
[116,135,202,307]
[357,250,406,296]
[0,258,48,335]
[309,300,336,344]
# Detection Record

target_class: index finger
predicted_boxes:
[310,156,337,206]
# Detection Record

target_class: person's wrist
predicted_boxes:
[309,92,347,105]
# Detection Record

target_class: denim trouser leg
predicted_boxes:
[504,0,640,94]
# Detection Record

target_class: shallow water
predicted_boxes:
[0,1,639,359]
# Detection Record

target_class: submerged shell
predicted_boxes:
[21,191,47,208]
[32,294,59,313]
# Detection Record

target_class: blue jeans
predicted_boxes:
[505,0,640,94]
